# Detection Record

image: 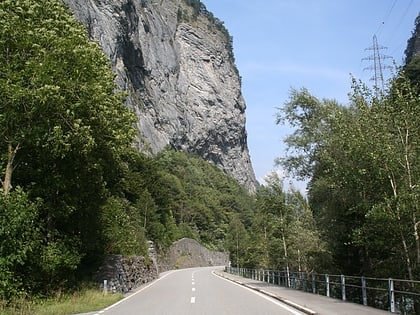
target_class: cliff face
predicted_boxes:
[158,238,229,271]
[405,14,420,64]
[63,0,257,191]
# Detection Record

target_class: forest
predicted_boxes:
[1,0,419,307]
[275,15,420,279]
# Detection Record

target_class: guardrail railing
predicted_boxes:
[225,267,420,314]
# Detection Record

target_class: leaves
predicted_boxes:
[276,69,420,278]
[0,0,138,298]
[0,188,41,298]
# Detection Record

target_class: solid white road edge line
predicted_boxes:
[93,269,180,315]
[211,270,304,315]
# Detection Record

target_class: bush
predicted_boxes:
[0,188,41,300]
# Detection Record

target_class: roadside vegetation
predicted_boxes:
[0,289,123,315]
[274,20,420,278]
[1,0,419,314]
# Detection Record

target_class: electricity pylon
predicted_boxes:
[362,35,392,98]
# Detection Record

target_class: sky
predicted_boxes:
[201,0,420,192]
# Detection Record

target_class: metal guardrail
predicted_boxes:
[225,267,420,314]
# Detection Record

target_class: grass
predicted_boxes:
[1,289,124,315]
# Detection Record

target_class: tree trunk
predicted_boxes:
[400,125,420,266]
[2,143,19,195]
[400,229,414,281]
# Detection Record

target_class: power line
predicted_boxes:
[374,0,397,37]
[373,0,417,64]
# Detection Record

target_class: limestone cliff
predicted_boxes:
[62,0,257,191]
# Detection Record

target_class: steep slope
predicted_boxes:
[63,0,257,191]
[405,13,420,64]
[405,13,420,88]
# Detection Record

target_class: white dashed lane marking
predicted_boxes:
[191,272,196,304]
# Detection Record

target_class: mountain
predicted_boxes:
[62,0,257,191]
[405,13,420,64]
[405,13,420,88]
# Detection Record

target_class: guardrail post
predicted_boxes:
[341,275,346,301]
[325,274,330,297]
[361,276,367,306]
[103,279,108,293]
[312,273,316,294]
[388,278,395,313]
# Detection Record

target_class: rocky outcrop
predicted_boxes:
[63,0,257,191]
[159,238,229,271]
[405,13,420,64]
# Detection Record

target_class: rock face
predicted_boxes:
[158,238,229,271]
[405,13,420,64]
[63,0,257,191]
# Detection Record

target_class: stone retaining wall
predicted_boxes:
[98,255,158,293]
[98,238,229,293]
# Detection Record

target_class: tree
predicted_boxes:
[245,172,329,272]
[276,72,419,279]
[276,89,365,273]
[364,72,420,279]
[0,0,136,294]
[226,214,249,268]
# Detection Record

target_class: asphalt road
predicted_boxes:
[91,266,306,315]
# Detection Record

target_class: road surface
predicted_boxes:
[93,266,306,315]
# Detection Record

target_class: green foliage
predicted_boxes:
[404,13,420,65]
[0,0,137,299]
[101,196,147,256]
[276,69,420,278]
[244,173,330,272]
[0,0,333,306]
[225,214,249,268]
[0,189,41,299]
[1,288,123,315]
[405,55,420,91]
[152,150,255,250]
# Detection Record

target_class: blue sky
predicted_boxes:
[201,0,420,191]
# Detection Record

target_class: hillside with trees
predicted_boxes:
[1,0,419,313]
[0,1,326,306]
